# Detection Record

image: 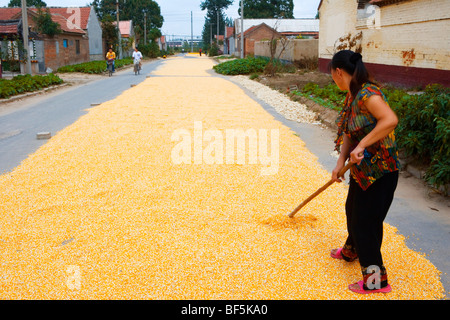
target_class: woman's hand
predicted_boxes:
[350,145,365,165]
[332,159,346,183]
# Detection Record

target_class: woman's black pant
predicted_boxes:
[344,171,399,280]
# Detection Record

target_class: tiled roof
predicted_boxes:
[0,7,91,33]
[0,20,19,34]
[113,20,132,37]
[236,23,282,39]
[235,19,319,34]
[48,13,85,34]
[43,7,92,30]
[0,8,21,20]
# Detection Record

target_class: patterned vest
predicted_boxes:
[334,83,400,190]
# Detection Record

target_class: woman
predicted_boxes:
[328,50,400,294]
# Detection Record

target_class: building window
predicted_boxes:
[63,39,68,48]
[76,40,80,54]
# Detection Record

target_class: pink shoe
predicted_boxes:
[330,248,344,259]
[348,280,392,294]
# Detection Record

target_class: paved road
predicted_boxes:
[0,59,164,174]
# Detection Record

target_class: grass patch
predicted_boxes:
[56,58,133,74]
[0,73,63,99]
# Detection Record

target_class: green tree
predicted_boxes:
[101,14,118,52]
[8,0,47,7]
[90,0,163,44]
[32,8,61,37]
[241,0,294,19]
[200,0,233,50]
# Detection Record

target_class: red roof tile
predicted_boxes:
[0,7,91,33]
[113,20,132,37]
[49,13,85,34]
[44,7,92,29]
[0,23,18,34]
[0,8,21,20]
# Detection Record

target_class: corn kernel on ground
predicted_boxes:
[0,55,445,300]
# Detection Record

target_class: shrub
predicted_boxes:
[57,58,133,74]
[388,84,450,191]
[293,83,346,110]
[213,57,268,75]
[138,42,160,58]
[208,42,220,57]
[0,73,63,99]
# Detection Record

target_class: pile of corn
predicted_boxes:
[0,55,445,300]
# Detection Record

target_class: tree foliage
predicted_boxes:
[32,8,61,37]
[240,0,294,19]
[101,14,118,51]
[8,0,47,7]
[200,0,233,49]
[90,0,163,43]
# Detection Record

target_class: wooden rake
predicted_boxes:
[288,161,354,218]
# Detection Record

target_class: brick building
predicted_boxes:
[0,7,102,74]
[231,18,319,57]
[43,7,103,61]
[236,23,282,57]
[318,0,450,87]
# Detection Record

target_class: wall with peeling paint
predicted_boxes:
[318,0,450,86]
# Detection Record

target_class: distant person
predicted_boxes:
[132,47,143,69]
[199,48,202,56]
[106,48,116,72]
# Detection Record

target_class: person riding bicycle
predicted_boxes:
[106,48,116,72]
[132,47,143,71]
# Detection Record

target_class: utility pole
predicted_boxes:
[191,11,193,52]
[144,11,147,45]
[217,9,219,43]
[116,0,122,59]
[21,0,31,74]
[240,0,244,58]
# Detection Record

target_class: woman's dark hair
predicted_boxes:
[328,50,374,97]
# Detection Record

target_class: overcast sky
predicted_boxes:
[0,0,321,37]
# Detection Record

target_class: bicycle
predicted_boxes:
[107,59,114,77]
[134,61,141,75]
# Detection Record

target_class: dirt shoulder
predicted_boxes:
[257,71,339,130]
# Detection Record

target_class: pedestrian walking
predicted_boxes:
[329,50,400,294]
[199,48,202,56]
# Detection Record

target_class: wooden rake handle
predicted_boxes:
[288,161,354,218]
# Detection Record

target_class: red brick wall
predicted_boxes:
[245,27,281,56]
[43,34,90,71]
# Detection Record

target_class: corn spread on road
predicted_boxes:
[0,54,445,300]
